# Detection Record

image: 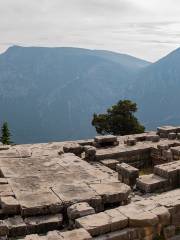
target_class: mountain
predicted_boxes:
[0,46,150,143]
[130,47,180,129]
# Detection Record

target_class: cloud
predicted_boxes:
[0,0,180,61]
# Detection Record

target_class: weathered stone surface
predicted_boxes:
[93,228,137,240]
[0,184,14,197]
[63,143,83,156]
[17,191,63,217]
[24,234,46,240]
[168,133,177,140]
[84,146,96,161]
[94,135,118,148]
[60,228,92,240]
[89,182,131,204]
[1,196,20,214]
[0,178,8,185]
[25,214,63,234]
[126,138,137,146]
[146,134,160,142]
[150,206,170,226]
[100,159,119,170]
[0,220,8,236]
[136,174,168,193]
[5,216,27,237]
[105,208,128,232]
[117,163,139,187]
[75,212,111,236]
[67,202,95,220]
[157,126,178,137]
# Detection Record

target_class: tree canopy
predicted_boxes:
[92,100,145,135]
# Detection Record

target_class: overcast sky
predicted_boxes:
[0,0,180,61]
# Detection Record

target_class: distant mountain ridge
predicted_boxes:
[0,45,179,143]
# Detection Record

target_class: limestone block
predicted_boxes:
[89,182,131,204]
[136,174,168,193]
[0,184,14,197]
[67,202,95,220]
[129,211,158,227]
[126,138,137,146]
[105,208,128,232]
[163,225,175,240]
[116,163,139,188]
[24,234,46,240]
[146,134,160,142]
[150,206,170,226]
[1,196,20,214]
[93,228,137,240]
[25,214,63,234]
[177,133,180,140]
[75,212,111,236]
[84,146,96,161]
[59,228,92,240]
[157,126,178,137]
[94,135,118,148]
[0,179,8,185]
[63,143,84,156]
[168,133,177,140]
[100,159,119,170]
[46,230,62,240]
[0,220,8,237]
[5,216,27,237]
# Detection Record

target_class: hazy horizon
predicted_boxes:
[0,0,180,62]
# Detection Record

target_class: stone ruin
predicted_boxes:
[1,126,180,239]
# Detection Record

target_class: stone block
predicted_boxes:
[157,126,178,137]
[150,206,170,226]
[63,143,84,156]
[67,202,95,221]
[0,179,8,185]
[146,134,160,142]
[75,212,111,236]
[136,174,168,193]
[84,146,96,161]
[168,133,177,140]
[89,182,131,204]
[100,159,119,170]
[94,135,118,148]
[25,213,63,234]
[126,138,137,146]
[93,228,137,240]
[59,228,92,240]
[5,216,27,237]
[0,184,14,197]
[116,163,139,188]
[24,234,46,240]
[104,208,128,232]
[128,212,158,227]
[1,196,20,214]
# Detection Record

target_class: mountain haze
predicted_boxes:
[0,46,150,143]
[131,47,180,129]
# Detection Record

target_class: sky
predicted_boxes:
[0,0,180,61]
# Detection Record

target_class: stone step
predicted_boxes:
[136,173,168,193]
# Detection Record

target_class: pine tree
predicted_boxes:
[92,100,145,135]
[1,122,11,145]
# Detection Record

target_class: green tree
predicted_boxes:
[1,122,11,145]
[92,100,145,135]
